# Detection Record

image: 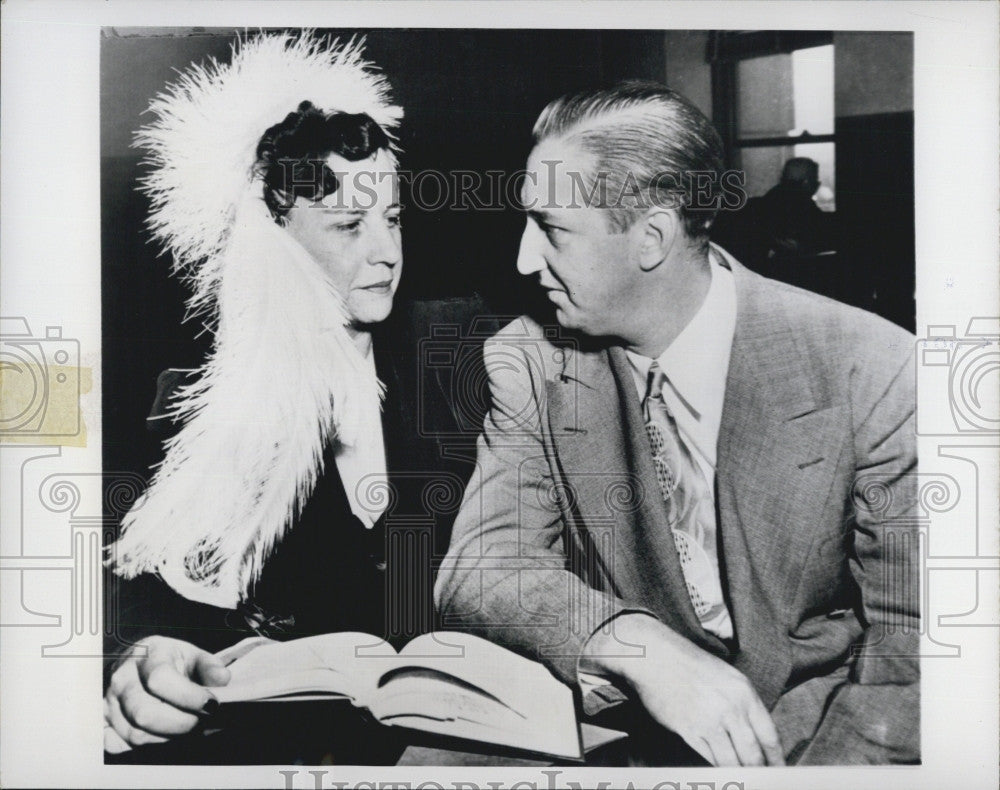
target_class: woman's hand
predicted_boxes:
[104,636,231,753]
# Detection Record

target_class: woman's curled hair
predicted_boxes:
[255,100,390,224]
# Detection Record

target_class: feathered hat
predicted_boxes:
[107,31,403,607]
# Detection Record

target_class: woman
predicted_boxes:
[104,32,470,759]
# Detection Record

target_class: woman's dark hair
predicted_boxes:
[254,100,391,224]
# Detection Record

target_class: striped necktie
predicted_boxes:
[643,361,733,639]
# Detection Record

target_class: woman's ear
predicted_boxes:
[637,208,678,272]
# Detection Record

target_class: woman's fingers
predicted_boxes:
[104,723,133,754]
[192,651,232,688]
[138,638,225,712]
[118,673,202,736]
[104,685,170,747]
[107,641,207,743]
[140,658,216,713]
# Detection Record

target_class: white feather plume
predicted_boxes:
[107,32,400,607]
[134,31,402,319]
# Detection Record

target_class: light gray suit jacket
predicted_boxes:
[435,255,918,765]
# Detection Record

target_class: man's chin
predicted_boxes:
[553,305,586,333]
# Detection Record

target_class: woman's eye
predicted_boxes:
[334,221,362,234]
[387,213,402,228]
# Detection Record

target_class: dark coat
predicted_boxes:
[106,297,492,662]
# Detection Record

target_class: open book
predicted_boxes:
[212,631,588,760]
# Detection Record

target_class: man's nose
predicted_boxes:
[516,222,545,276]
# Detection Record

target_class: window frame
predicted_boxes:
[708,31,836,171]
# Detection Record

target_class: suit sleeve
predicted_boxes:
[797,341,919,764]
[434,336,653,686]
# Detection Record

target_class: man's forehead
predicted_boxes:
[527,138,592,174]
[522,138,595,203]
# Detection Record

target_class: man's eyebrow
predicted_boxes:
[525,208,555,223]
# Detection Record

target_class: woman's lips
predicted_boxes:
[360,281,393,294]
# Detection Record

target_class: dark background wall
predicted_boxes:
[833,32,914,331]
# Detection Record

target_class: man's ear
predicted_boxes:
[637,208,678,272]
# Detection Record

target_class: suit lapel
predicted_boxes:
[542,258,851,704]
[548,343,725,654]
[717,261,846,706]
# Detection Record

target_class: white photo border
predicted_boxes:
[1,1,997,788]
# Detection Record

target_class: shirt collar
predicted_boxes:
[625,249,737,448]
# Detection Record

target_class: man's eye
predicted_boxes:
[542,225,564,245]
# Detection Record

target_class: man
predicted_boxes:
[712,156,836,275]
[761,156,832,252]
[434,82,918,766]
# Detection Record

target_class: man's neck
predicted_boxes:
[622,250,713,359]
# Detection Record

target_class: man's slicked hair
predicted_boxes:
[532,81,725,248]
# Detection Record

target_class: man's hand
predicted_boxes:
[583,614,785,766]
[104,636,231,753]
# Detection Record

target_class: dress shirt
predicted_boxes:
[624,249,737,498]
[334,346,388,529]
[579,249,737,711]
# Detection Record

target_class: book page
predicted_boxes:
[391,631,558,712]
[366,669,527,730]
[368,632,581,759]
[212,632,395,704]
